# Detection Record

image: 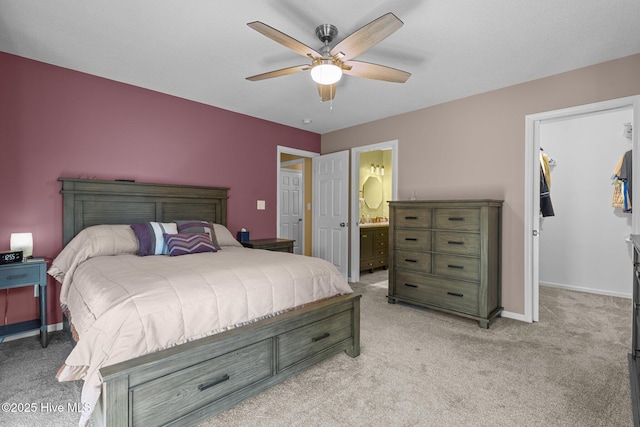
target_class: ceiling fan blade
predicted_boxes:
[342,60,411,83]
[246,64,310,81]
[248,21,322,59]
[330,13,403,62]
[317,84,337,102]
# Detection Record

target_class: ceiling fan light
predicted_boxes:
[311,63,342,85]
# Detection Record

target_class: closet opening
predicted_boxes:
[524,95,640,323]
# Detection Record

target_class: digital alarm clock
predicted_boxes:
[0,250,23,264]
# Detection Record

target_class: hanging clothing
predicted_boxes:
[540,151,552,190]
[540,151,555,217]
[613,150,632,212]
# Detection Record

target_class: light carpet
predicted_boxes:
[0,280,632,427]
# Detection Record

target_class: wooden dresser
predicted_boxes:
[388,200,503,328]
[241,238,294,253]
[360,225,388,272]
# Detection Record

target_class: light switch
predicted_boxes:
[257,200,266,210]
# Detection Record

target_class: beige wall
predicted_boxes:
[321,54,640,315]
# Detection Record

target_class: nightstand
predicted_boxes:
[0,259,48,347]
[241,238,295,253]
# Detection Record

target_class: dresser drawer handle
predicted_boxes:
[405,216,418,220]
[405,238,418,241]
[404,283,418,288]
[447,292,464,298]
[7,273,29,280]
[362,234,368,238]
[447,241,464,245]
[404,259,418,263]
[447,264,464,269]
[448,217,465,221]
[312,332,331,342]
[198,374,230,391]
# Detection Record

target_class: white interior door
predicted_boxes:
[313,150,349,278]
[280,168,303,255]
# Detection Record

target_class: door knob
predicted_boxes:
[340,222,346,227]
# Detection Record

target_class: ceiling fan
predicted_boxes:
[246,12,411,102]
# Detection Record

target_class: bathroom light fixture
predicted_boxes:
[10,232,33,258]
[381,165,385,176]
[370,164,375,174]
[310,60,343,85]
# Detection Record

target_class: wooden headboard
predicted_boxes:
[59,178,229,246]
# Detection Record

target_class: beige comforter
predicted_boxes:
[49,225,352,426]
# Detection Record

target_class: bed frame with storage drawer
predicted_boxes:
[388,200,502,328]
[58,178,361,426]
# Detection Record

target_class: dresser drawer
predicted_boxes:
[277,310,352,370]
[394,207,431,228]
[433,254,480,281]
[395,229,431,251]
[393,271,479,315]
[374,239,388,250]
[131,339,272,426]
[373,229,388,241]
[395,250,431,274]
[434,231,480,256]
[0,264,41,287]
[361,257,388,271]
[434,208,480,231]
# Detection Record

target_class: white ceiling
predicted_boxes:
[1,0,639,134]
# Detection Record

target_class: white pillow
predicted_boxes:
[212,223,243,247]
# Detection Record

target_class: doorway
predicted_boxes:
[538,108,633,297]
[280,163,304,255]
[350,140,398,283]
[277,146,317,256]
[524,96,640,323]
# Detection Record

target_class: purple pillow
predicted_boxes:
[163,233,217,256]
[130,222,178,256]
[174,220,221,250]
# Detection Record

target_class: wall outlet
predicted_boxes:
[257,200,266,210]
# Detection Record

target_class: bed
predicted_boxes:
[51,178,361,427]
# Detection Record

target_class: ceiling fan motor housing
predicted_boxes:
[315,24,338,45]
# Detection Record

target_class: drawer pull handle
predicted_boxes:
[405,259,418,263]
[7,274,29,280]
[448,217,465,221]
[447,292,464,298]
[448,264,464,270]
[405,216,418,220]
[198,374,230,391]
[404,283,418,288]
[362,234,368,238]
[405,238,418,241]
[447,241,464,245]
[312,332,331,342]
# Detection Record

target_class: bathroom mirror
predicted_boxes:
[363,176,383,209]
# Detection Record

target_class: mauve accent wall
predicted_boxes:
[0,52,320,326]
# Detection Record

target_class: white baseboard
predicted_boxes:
[500,310,529,322]
[540,281,631,299]
[0,322,63,343]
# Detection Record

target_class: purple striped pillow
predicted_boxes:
[131,222,178,256]
[163,233,217,256]
[174,220,221,249]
